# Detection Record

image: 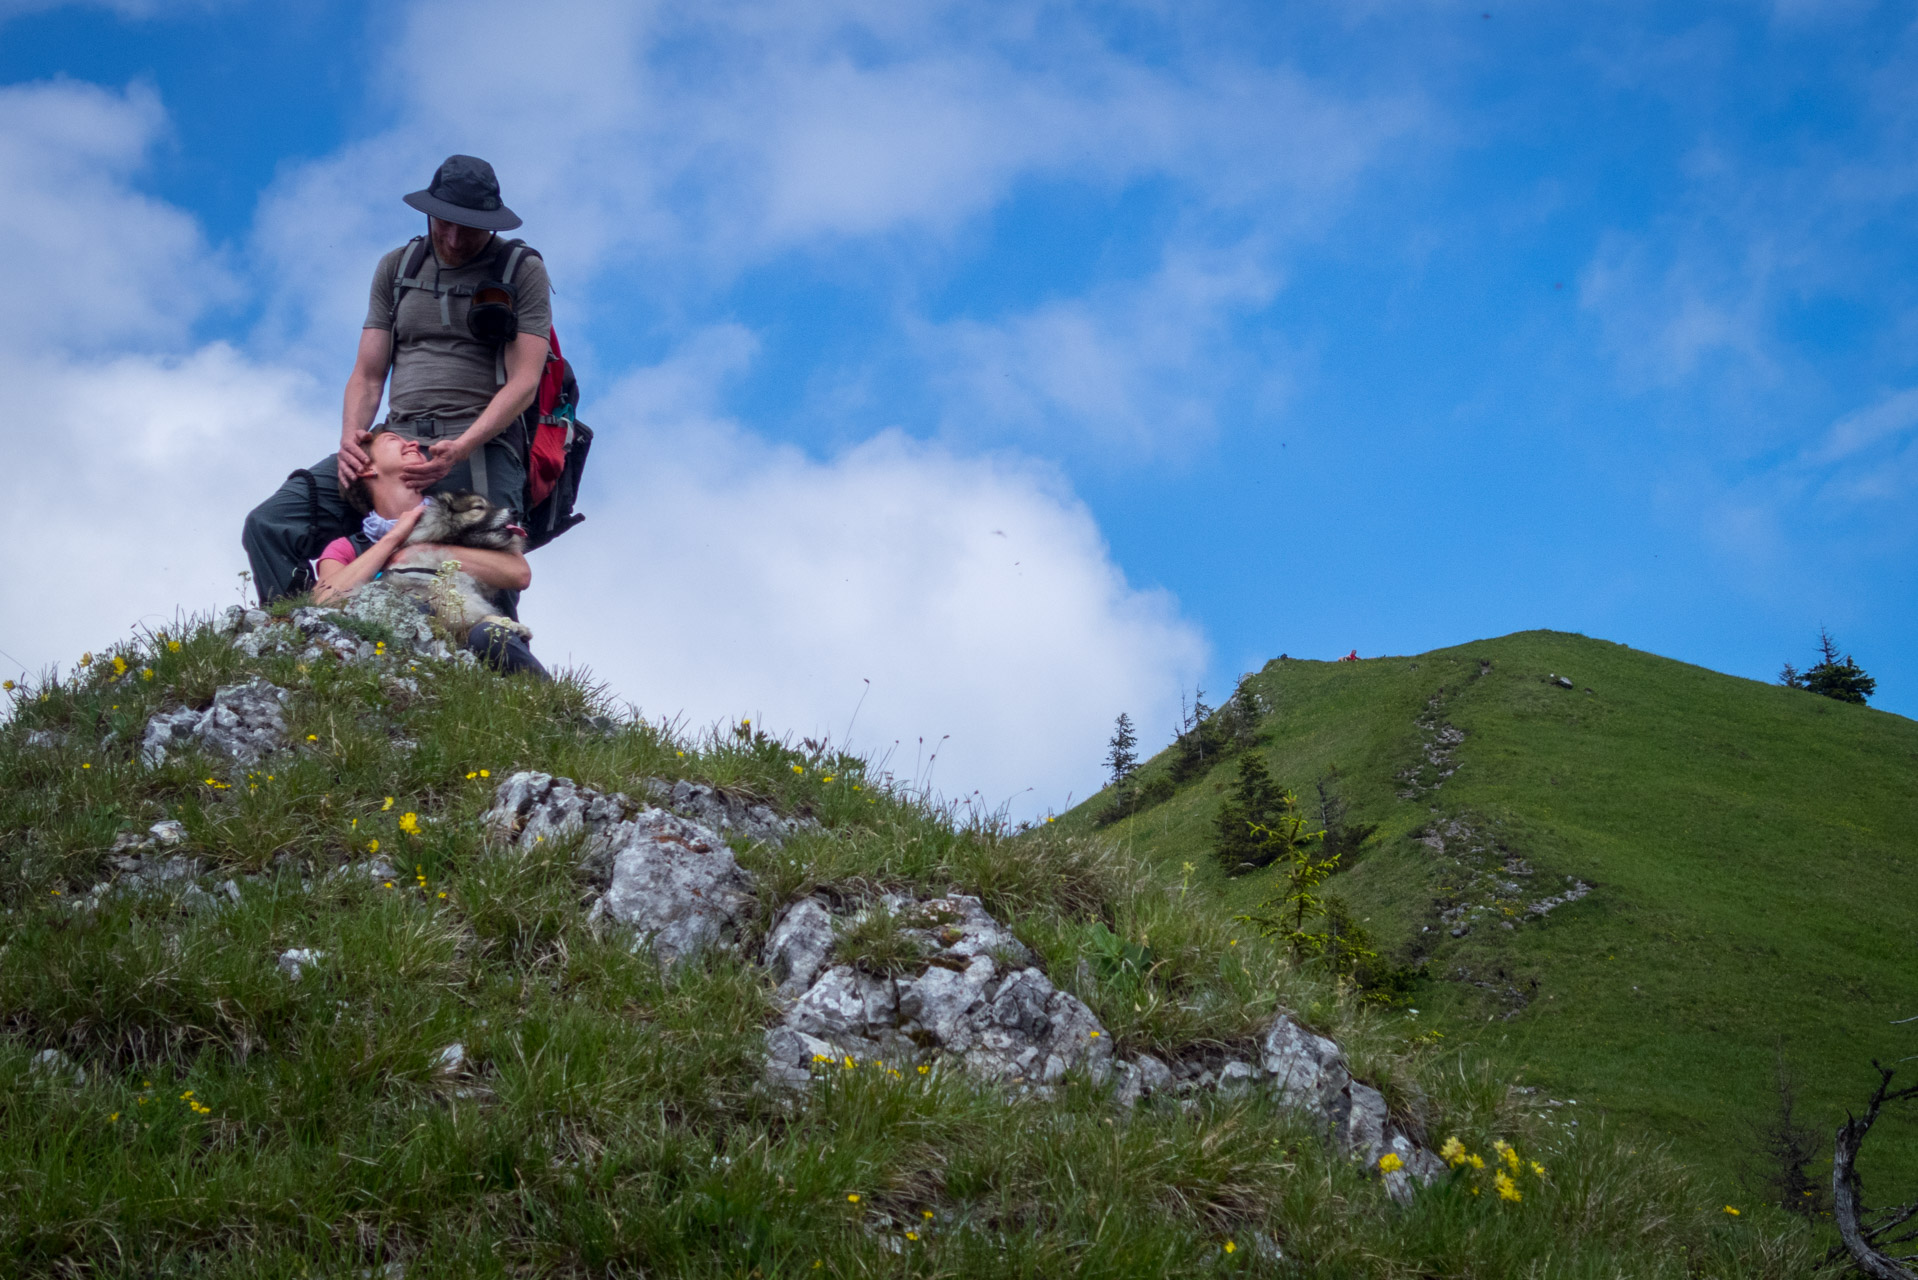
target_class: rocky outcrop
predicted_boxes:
[483,771,756,965]
[760,889,1443,1202]
[762,892,1112,1089]
[221,582,460,664]
[140,678,290,768]
[656,779,822,847]
[1259,1015,1445,1201]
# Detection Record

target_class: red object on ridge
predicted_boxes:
[1338,649,1359,662]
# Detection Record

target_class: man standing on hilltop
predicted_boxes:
[241,155,552,606]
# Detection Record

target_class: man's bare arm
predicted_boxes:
[401,331,548,488]
[340,328,393,484]
[387,542,532,592]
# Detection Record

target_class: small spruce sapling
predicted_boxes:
[1103,713,1138,788]
[1236,796,1337,958]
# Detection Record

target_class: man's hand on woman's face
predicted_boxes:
[336,430,374,485]
[400,438,460,489]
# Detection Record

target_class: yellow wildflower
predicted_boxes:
[917,1065,929,1075]
[368,838,380,853]
[1378,1152,1404,1174]
[1466,1153,1485,1170]
[381,796,394,811]
[113,656,127,675]
[1438,1138,1468,1167]
[1723,1205,1740,1216]
[1530,1161,1546,1177]
[141,667,153,681]
[792,764,804,774]
[922,1210,934,1220]
[479,769,489,777]
[1224,1241,1236,1254]
[822,775,834,783]
[399,812,420,835]
[80,652,92,667]
[1495,1171,1522,1202]
[109,1112,119,1123]
[846,1193,860,1203]
[905,1231,918,1241]
[2,681,12,691]
[81,763,91,770]
[1089,1030,1100,1038]
[168,640,181,652]
[307,734,319,742]
[466,771,477,779]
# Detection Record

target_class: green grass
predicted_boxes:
[1062,630,1918,1230]
[0,619,1825,1276]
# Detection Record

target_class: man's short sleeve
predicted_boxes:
[364,246,406,331]
[514,253,553,340]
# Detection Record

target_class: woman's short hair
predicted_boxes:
[343,425,397,514]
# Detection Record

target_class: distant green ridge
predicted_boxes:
[1061,629,1918,1195]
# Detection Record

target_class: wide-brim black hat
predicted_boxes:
[402,154,522,231]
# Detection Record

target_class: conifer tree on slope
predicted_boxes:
[1103,713,1138,788]
[1780,627,1876,705]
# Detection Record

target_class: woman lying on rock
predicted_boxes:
[312,426,548,678]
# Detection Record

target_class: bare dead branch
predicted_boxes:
[1832,1062,1918,1280]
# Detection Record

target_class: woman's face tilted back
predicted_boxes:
[362,432,429,518]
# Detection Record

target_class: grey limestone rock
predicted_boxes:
[668,779,821,848]
[140,678,290,768]
[139,706,204,767]
[484,771,632,852]
[278,948,325,982]
[585,809,757,964]
[763,891,1109,1089]
[30,1048,85,1085]
[1258,1011,1442,1202]
[486,771,755,966]
[763,897,836,1000]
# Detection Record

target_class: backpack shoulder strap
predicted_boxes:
[491,237,540,286]
[390,236,432,313]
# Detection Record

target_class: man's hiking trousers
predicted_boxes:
[241,419,527,607]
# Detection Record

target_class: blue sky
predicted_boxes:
[3,0,1914,811]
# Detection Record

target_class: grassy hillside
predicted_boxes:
[1061,630,1918,1212]
[0,617,1824,1277]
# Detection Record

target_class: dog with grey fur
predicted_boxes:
[382,491,534,644]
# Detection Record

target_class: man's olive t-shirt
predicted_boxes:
[363,238,553,425]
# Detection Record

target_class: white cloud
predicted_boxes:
[532,335,1207,813]
[0,79,233,353]
[1808,386,1918,466]
[926,241,1286,455]
[0,345,331,676]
